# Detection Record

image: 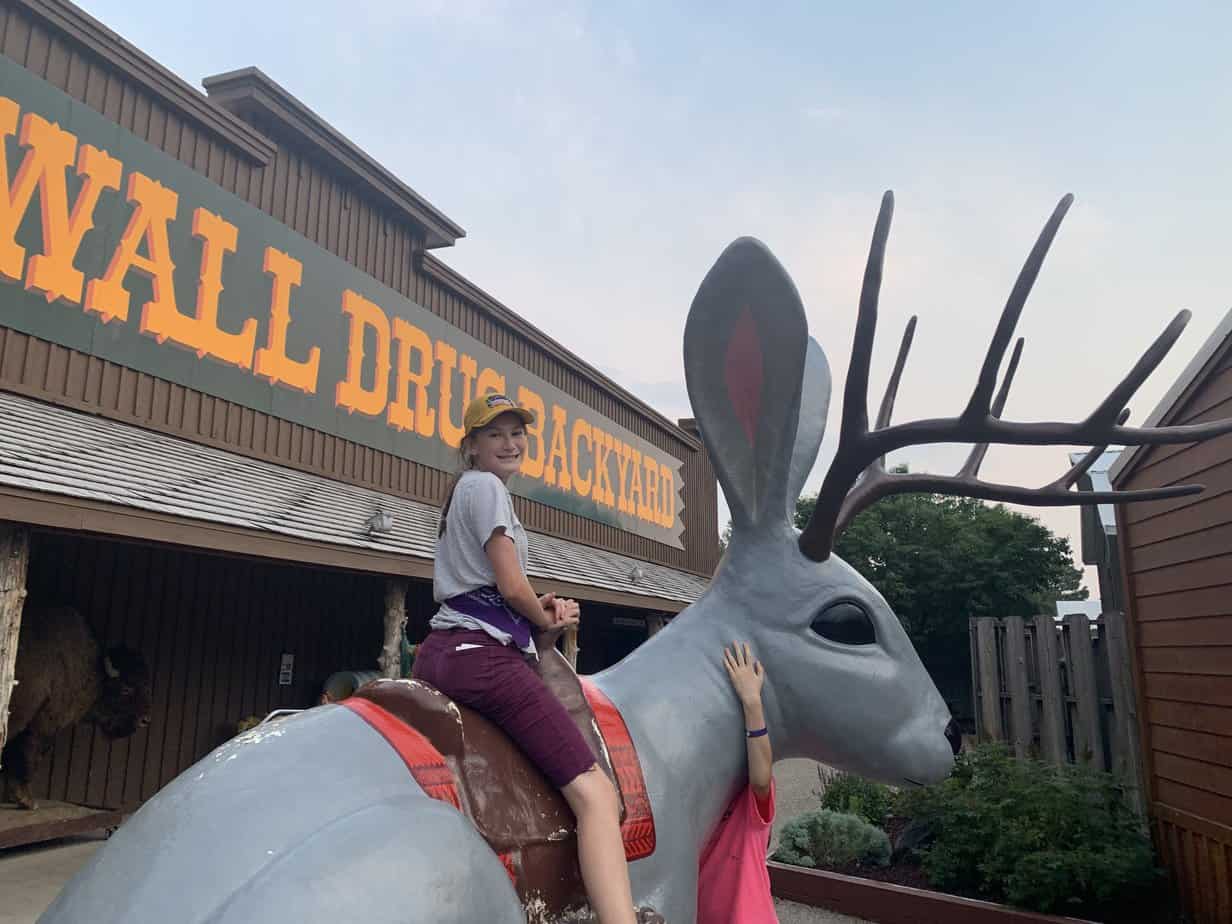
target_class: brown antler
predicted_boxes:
[798,191,1232,562]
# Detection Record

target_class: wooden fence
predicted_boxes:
[968,612,1144,814]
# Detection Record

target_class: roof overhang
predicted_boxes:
[202,67,465,249]
[1109,307,1232,487]
[0,391,706,613]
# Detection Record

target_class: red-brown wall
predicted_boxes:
[23,530,387,810]
[1115,344,1232,924]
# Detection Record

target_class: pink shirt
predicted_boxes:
[697,780,778,923]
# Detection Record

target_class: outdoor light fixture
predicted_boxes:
[364,508,394,536]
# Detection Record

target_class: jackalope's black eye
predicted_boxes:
[810,601,876,646]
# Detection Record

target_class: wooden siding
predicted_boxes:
[1117,344,1232,923]
[0,0,719,576]
[23,529,388,811]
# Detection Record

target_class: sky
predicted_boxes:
[77,0,1232,596]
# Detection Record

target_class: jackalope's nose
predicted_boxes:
[944,718,962,756]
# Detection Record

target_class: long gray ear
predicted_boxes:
[786,337,831,519]
[684,238,810,532]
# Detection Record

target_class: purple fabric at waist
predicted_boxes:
[445,586,533,651]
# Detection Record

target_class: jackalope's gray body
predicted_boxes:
[42,194,1232,923]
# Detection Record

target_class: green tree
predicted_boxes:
[754,481,1086,723]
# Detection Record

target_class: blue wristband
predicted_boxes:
[746,727,768,738]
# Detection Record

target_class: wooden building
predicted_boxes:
[1110,309,1232,924]
[0,0,717,841]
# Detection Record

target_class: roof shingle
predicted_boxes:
[0,391,708,606]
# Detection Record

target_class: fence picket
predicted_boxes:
[1064,614,1105,767]
[976,618,1002,742]
[969,619,983,740]
[970,611,1143,803]
[1103,610,1145,816]
[1003,615,1032,757]
[1033,613,1067,765]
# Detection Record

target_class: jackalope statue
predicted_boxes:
[42,193,1232,924]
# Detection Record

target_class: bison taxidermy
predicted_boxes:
[2,606,152,810]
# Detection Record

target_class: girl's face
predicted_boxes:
[468,412,528,481]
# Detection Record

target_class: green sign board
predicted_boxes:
[0,55,684,547]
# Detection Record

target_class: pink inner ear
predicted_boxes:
[725,308,763,448]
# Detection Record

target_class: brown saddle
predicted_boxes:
[345,640,653,919]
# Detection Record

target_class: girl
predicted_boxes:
[698,643,779,923]
[412,393,642,924]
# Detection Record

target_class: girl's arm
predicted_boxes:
[486,532,578,631]
[724,643,773,798]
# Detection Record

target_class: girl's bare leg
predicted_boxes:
[562,766,638,924]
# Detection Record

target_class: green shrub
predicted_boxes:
[895,744,1158,915]
[772,810,891,869]
[820,772,895,827]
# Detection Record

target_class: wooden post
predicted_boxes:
[1103,610,1146,816]
[0,523,31,769]
[975,618,1003,743]
[378,577,408,679]
[1065,613,1105,768]
[562,626,579,670]
[1033,613,1067,764]
[1003,616,1033,758]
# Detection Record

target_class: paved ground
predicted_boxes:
[0,758,868,923]
[771,757,829,850]
[772,899,871,924]
[770,758,871,923]
[0,832,105,924]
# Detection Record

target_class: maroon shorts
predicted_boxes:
[412,628,598,789]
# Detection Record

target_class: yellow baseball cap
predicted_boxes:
[463,393,536,433]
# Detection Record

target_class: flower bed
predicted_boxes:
[769,748,1184,924]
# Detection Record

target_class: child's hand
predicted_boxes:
[723,642,765,708]
[539,593,580,629]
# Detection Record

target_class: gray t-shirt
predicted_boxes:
[430,471,532,650]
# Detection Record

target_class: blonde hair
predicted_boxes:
[438,431,479,537]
